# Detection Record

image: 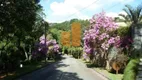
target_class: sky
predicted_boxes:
[39,0,141,23]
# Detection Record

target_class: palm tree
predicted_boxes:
[118,4,142,38]
[119,5,142,25]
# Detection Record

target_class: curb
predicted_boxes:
[89,68,111,80]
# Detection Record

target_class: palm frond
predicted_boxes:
[125,5,136,23]
[122,8,132,21]
[137,5,142,23]
[118,14,131,23]
[119,14,127,19]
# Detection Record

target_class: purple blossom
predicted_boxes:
[89,19,94,24]
[108,37,115,44]
[53,44,59,52]
[39,35,46,41]
[83,53,88,59]
[32,35,60,57]
[84,48,91,54]
[83,11,120,57]
[115,36,133,48]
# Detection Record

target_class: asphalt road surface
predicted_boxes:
[17,55,105,80]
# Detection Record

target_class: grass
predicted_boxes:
[1,60,55,80]
[80,59,123,80]
[94,67,123,80]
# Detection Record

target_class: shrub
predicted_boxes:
[72,47,83,59]
[107,47,130,73]
[32,35,60,61]
[110,53,129,73]
[67,47,83,59]
[83,11,120,67]
[62,46,69,54]
[123,58,139,80]
[117,26,129,37]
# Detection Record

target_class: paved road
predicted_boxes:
[17,55,105,80]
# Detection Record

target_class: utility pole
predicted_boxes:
[42,20,49,62]
[42,20,47,46]
[45,21,46,46]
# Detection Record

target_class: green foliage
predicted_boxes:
[118,4,142,25]
[123,59,139,80]
[50,21,70,31]
[61,46,83,59]
[67,47,83,59]
[118,4,142,39]
[0,0,46,73]
[49,18,89,45]
[49,28,63,45]
[117,26,129,37]
[61,46,69,54]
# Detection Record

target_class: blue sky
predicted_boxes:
[39,0,141,23]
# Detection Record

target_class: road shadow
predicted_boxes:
[16,55,83,80]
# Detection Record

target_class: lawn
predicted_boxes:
[1,60,55,80]
[79,59,123,80]
[94,68,123,80]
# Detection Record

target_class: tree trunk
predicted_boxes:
[106,60,111,71]
[23,47,28,61]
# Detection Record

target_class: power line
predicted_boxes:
[66,0,100,20]
[105,2,121,11]
[64,1,121,22]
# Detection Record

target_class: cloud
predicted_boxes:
[106,11,127,18]
[46,11,90,23]
[47,0,102,23]
[106,12,119,18]
[119,11,127,15]
[46,0,134,23]
[50,2,77,16]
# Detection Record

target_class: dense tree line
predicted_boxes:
[49,19,90,45]
[0,0,48,72]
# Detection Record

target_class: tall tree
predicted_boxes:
[118,5,142,38]
[119,5,142,25]
[0,0,46,71]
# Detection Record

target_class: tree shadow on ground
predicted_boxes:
[16,55,83,80]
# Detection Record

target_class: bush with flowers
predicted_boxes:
[32,35,60,60]
[82,11,135,74]
[83,11,120,67]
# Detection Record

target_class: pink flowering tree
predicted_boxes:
[32,35,60,60]
[83,12,120,66]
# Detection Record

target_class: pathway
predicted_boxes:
[17,55,107,80]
